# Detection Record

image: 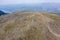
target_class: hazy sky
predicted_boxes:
[0,0,60,5]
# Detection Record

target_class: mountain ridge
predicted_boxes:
[0,12,60,40]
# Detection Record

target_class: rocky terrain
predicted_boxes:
[0,12,60,40]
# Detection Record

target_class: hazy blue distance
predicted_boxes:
[0,3,60,14]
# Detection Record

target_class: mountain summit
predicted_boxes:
[0,12,60,40]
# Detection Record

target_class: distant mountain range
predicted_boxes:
[0,3,60,14]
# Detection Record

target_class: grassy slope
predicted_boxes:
[42,13,60,21]
[0,12,60,40]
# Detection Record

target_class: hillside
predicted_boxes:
[0,12,60,40]
[0,10,7,16]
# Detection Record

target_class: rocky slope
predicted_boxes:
[0,12,60,40]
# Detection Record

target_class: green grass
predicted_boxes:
[4,24,15,32]
[4,21,18,32]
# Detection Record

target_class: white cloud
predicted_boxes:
[0,0,60,5]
